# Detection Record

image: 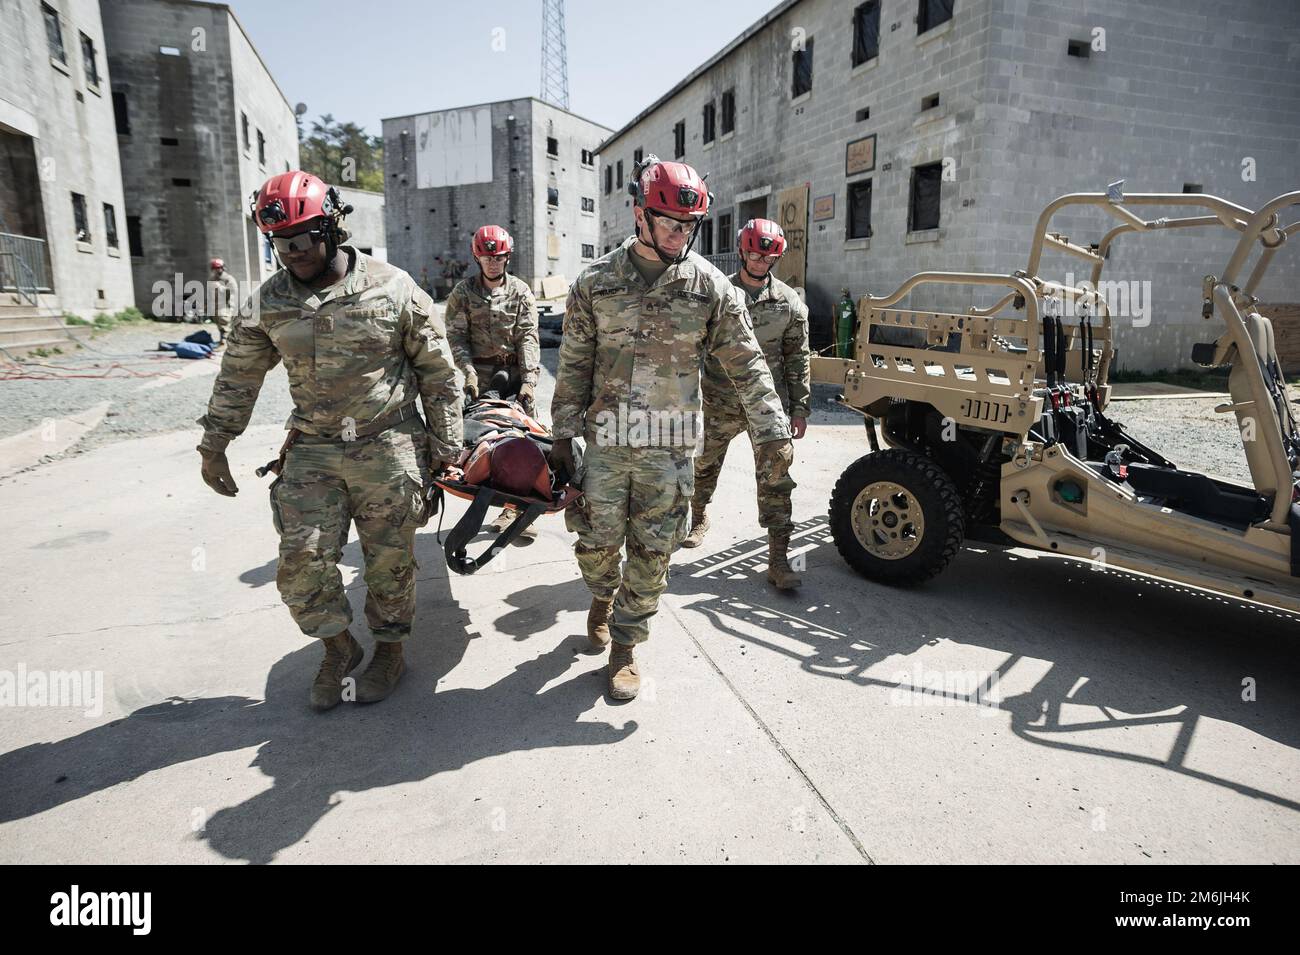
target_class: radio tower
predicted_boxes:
[540,0,570,110]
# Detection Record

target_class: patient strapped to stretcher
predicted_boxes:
[431,373,582,575]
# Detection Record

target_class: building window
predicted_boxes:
[548,187,559,207]
[71,193,90,242]
[717,213,733,253]
[581,148,594,166]
[582,244,595,259]
[1067,38,1090,58]
[240,112,250,151]
[633,147,643,165]
[721,89,735,134]
[112,91,130,134]
[80,33,100,87]
[604,165,612,195]
[256,129,266,166]
[547,136,559,157]
[581,196,594,213]
[702,101,716,144]
[852,2,881,66]
[264,235,273,265]
[698,219,714,255]
[43,4,66,64]
[673,120,685,159]
[847,179,873,239]
[103,203,119,248]
[126,215,143,257]
[603,244,611,255]
[909,162,942,231]
[792,37,814,97]
[855,106,871,122]
[616,159,623,190]
[918,0,954,34]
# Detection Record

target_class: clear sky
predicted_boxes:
[230,0,780,137]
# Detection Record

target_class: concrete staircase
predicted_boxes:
[0,294,87,358]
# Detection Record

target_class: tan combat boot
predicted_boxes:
[489,508,514,533]
[355,641,406,703]
[608,642,640,700]
[587,596,614,649]
[310,630,364,711]
[680,503,710,548]
[766,529,803,591]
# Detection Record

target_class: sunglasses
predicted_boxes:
[479,253,509,262]
[271,229,326,254]
[647,210,698,237]
[743,250,781,264]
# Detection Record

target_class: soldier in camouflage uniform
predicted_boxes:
[197,171,462,711]
[682,218,810,590]
[209,258,240,344]
[551,156,792,700]
[445,225,542,540]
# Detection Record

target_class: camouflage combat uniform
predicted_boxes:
[211,269,240,340]
[694,272,811,532]
[197,248,463,642]
[444,273,540,394]
[552,236,790,646]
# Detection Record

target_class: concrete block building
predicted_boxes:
[596,0,1300,369]
[101,0,299,314]
[382,97,611,297]
[336,185,385,262]
[1,0,134,345]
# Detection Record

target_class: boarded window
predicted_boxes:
[909,162,942,231]
[918,0,954,34]
[103,203,119,248]
[42,4,65,63]
[792,37,814,97]
[71,193,90,240]
[721,89,735,134]
[852,2,881,66]
[702,101,716,144]
[848,179,873,239]
[80,32,99,86]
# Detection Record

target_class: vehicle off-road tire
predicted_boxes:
[829,449,965,586]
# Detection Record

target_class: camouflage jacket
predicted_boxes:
[551,236,790,451]
[444,273,540,389]
[196,248,463,461]
[211,271,240,315]
[702,272,812,419]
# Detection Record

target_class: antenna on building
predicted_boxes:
[540,0,570,110]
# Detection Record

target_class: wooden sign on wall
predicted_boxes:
[774,183,808,289]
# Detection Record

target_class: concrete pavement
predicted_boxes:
[1,377,1298,863]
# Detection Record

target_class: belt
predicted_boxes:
[474,355,518,368]
[294,401,421,444]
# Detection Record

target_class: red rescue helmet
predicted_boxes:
[210,257,225,270]
[738,218,786,257]
[472,225,513,257]
[630,155,711,218]
[250,171,344,234]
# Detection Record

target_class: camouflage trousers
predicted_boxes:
[212,310,232,340]
[269,417,431,642]
[565,443,693,646]
[693,400,797,533]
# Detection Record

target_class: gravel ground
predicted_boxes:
[0,320,1264,489]
[1104,397,1251,486]
[0,319,291,455]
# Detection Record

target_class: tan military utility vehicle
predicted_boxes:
[813,184,1300,613]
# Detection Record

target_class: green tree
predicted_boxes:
[298,113,384,192]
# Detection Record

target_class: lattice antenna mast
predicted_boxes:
[540,0,570,110]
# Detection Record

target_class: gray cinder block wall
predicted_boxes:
[383,97,610,294]
[0,0,134,316]
[101,0,299,313]
[596,0,1300,370]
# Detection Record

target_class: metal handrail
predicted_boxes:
[0,213,47,306]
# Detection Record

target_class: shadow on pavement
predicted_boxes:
[668,516,1300,814]
[0,532,634,863]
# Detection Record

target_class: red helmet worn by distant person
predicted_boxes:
[250,171,342,235]
[472,225,513,257]
[630,156,711,218]
[738,218,786,257]
[210,258,225,270]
